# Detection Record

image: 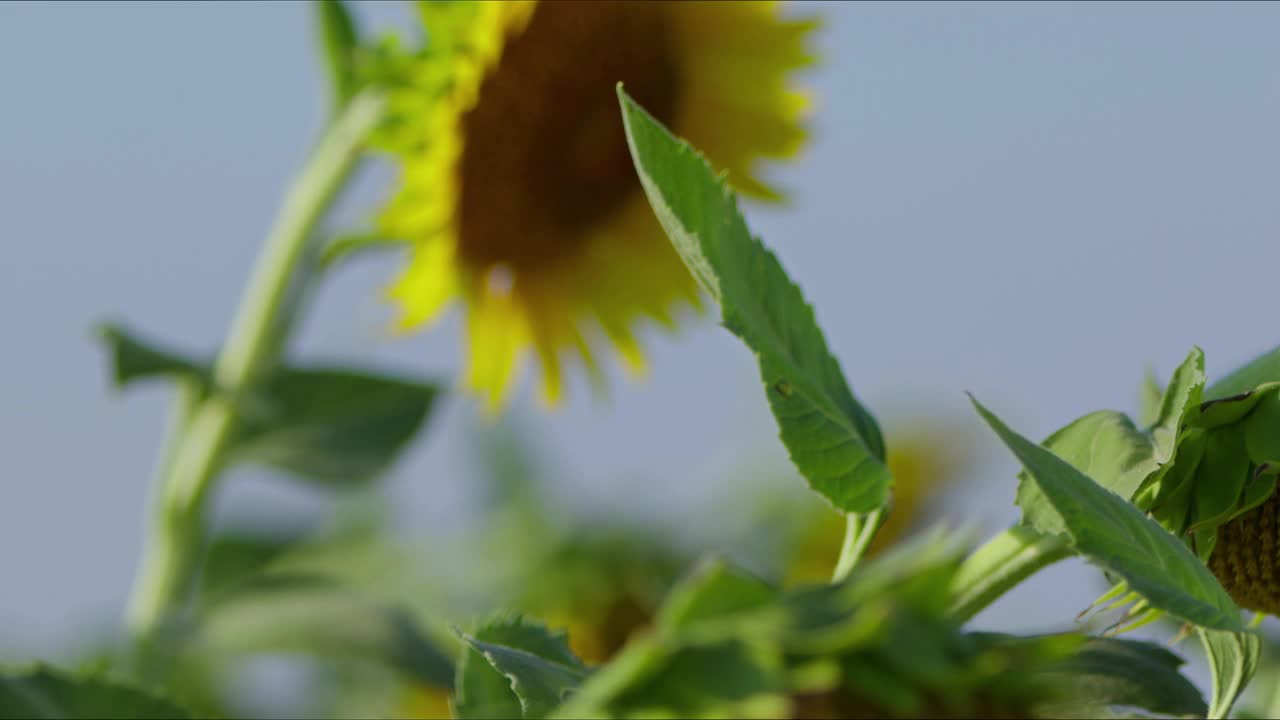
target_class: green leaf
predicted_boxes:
[198,521,313,599]
[618,87,890,513]
[1207,344,1280,401]
[1244,389,1280,464]
[1036,637,1207,719]
[655,558,777,634]
[194,575,453,688]
[98,326,440,488]
[1015,411,1157,535]
[1199,628,1262,720]
[313,0,361,111]
[1189,429,1251,536]
[464,638,587,719]
[320,232,404,269]
[781,530,966,656]
[457,618,586,720]
[0,665,194,719]
[554,637,787,720]
[970,395,1243,631]
[1150,347,1206,463]
[1139,367,1164,428]
[230,366,440,487]
[97,324,207,388]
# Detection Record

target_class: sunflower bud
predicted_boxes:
[1164,387,1280,612]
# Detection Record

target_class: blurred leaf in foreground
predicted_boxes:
[0,665,194,720]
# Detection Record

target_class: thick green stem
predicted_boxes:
[126,91,386,639]
[832,508,888,582]
[947,525,1072,623]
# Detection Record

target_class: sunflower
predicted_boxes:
[377,0,817,410]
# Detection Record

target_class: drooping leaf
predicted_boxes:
[0,665,194,720]
[618,88,890,513]
[1207,343,1280,401]
[1015,411,1157,535]
[456,618,586,720]
[194,575,453,688]
[1035,636,1207,719]
[971,395,1243,631]
[230,366,440,487]
[1199,628,1262,720]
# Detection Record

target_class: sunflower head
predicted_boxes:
[376,0,817,411]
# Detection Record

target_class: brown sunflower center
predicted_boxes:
[1208,489,1280,614]
[456,1,679,273]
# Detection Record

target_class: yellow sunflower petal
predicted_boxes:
[463,274,529,413]
[386,239,459,332]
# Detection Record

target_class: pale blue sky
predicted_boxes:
[3,0,1280,666]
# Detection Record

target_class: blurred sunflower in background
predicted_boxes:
[377,0,817,410]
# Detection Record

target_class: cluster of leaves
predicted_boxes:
[457,533,1209,720]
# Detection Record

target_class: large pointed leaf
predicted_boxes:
[0,665,193,719]
[971,395,1243,631]
[1199,628,1261,720]
[619,88,889,513]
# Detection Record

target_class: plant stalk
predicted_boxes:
[832,507,888,582]
[126,91,386,640]
[947,524,1072,623]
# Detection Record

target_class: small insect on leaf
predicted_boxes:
[773,380,793,399]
